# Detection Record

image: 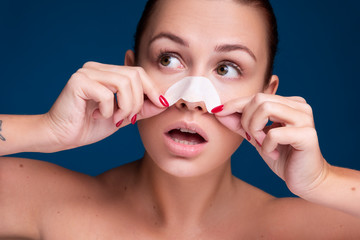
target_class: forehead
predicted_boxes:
[144,0,268,61]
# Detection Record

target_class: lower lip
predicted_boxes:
[163,133,207,158]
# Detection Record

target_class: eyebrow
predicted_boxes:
[215,44,257,62]
[149,32,256,61]
[149,32,190,47]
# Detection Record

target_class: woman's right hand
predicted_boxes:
[44,61,168,151]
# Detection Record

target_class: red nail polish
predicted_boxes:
[159,95,169,107]
[211,105,224,114]
[116,120,124,128]
[256,140,262,147]
[131,115,137,125]
[246,132,251,141]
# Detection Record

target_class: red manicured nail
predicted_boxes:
[131,114,137,125]
[246,132,251,141]
[211,105,224,114]
[116,120,124,128]
[159,95,169,107]
[256,140,262,147]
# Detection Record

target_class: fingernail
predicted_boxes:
[256,139,262,147]
[246,132,251,141]
[159,95,169,107]
[116,120,124,128]
[211,105,224,114]
[131,114,137,125]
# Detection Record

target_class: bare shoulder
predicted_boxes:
[261,195,360,238]
[0,156,98,192]
[0,156,102,207]
[0,156,100,238]
[230,178,360,239]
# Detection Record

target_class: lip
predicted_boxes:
[163,121,209,158]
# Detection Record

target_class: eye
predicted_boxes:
[159,54,183,69]
[216,63,242,78]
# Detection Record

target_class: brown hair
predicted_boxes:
[133,0,278,85]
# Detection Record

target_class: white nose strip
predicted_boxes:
[164,76,221,113]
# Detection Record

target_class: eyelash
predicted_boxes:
[218,61,243,76]
[156,50,243,77]
[157,50,181,63]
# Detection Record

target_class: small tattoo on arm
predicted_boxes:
[0,120,6,141]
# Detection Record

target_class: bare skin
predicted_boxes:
[1,157,360,240]
[1,0,360,239]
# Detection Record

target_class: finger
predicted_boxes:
[287,96,307,103]
[71,73,115,119]
[214,95,253,116]
[246,101,314,141]
[262,126,318,155]
[137,98,167,120]
[113,75,134,122]
[78,68,137,123]
[83,63,167,108]
[135,67,168,108]
[247,94,312,115]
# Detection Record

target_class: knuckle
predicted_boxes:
[82,61,97,69]
[134,66,144,72]
[259,101,272,113]
[102,90,114,102]
[298,96,307,103]
[267,128,278,139]
[304,104,313,115]
[129,69,141,80]
[293,96,307,103]
[69,72,87,85]
[119,76,131,88]
[253,93,265,105]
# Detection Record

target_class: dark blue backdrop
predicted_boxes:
[1,1,359,197]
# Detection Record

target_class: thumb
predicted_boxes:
[138,98,167,120]
[216,113,257,149]
[216,113,246,138]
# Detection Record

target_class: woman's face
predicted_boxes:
[135,0,276,177]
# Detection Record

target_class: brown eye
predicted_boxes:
[217,65,229,76]
[160,55,171,66]
[158,54,183,69]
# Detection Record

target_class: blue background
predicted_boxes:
[1,1,359,197]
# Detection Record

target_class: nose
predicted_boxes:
[175,99,208,113]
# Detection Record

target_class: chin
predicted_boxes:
[146,151,229,178]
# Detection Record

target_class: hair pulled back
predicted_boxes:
[133,0,278,85]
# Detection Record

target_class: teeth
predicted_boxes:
[178,128,197,134]
[172,138,198,145]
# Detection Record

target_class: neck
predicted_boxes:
[135,153,235,228]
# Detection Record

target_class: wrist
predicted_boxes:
[294,159,332,200]
[40,113,73,153]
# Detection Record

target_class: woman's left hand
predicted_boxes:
[215,93,329,197]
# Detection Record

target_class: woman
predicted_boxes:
[1,0,360,239]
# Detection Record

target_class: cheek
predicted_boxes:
[211,121,243,159]
[216,79,265,103]
[137,117,163,157]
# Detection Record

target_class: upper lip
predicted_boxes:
[164,121,209,142]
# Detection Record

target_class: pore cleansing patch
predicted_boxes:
[164,76,221,113]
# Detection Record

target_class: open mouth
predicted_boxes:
[166,128,207,145]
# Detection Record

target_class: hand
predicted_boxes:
[215,93,329,197]
[44,61,168,151]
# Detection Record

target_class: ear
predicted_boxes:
[263,75,279,95]
[124,49,136,66]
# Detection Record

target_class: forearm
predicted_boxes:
[0,114,60,156]
[302,164,360,217]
